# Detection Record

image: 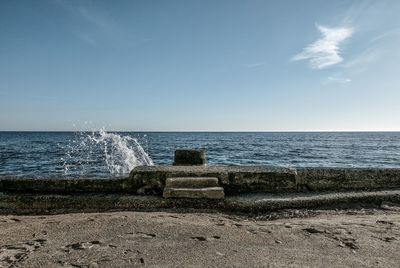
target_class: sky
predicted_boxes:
[1,0,400,131]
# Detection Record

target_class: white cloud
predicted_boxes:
[327,75,352,84]
[293,25,354,69]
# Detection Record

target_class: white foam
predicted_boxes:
[88,128,154,174]
[62,128,153,176]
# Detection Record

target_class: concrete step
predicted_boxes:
[163,187,225,199]
[165,177,219,189]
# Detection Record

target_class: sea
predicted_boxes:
[0,131,400,178]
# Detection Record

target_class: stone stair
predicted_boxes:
[163,177,225,199]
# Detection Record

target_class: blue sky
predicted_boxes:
[1,0,400,131]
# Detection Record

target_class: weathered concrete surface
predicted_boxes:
[1,190,400,215]
[1,167,400,196]
[173,149,207,166]
[165,177,219,188]
[1,210,400,267]
[129,165,297,195]
[163,187,225,199]
[163,177,224,199]
[225,190,400,213]
[0,177,131,193]
[129,166,400,195]
[297,168,400,192]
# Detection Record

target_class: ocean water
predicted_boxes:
[0,131,400,178]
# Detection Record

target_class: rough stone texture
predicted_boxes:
[297,168,400,192]
[1,167,400,196]
[225,190,400,213]
[129,166,400,195]
[173,149,207,166]
[0,177,130,193]
[163,187,225,199]
[129,165,297,195]
[165,177,219,188]
[1,190,400,215]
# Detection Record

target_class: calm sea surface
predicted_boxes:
[0,131,400,178]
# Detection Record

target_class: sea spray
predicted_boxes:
[89,128,154,173]
[61,129,153,176]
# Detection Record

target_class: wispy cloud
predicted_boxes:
[293,25,354,69]
[342,46,381,71]
[369,27,400,44]
[325,75,352,85]
[342,27,400,74]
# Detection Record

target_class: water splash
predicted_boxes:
[89,128,154,173]
[61,129,153,176]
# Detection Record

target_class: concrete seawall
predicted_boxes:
[0,177,130,193]
[0,166,400,195]
[1,167,400,195]
[1,166,400,214]
[129,166,400,194]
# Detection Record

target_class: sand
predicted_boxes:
[0,208,400,267]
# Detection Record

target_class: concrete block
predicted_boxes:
[173,149,206,166]
[163,187,225,199]
[165,177,219,188]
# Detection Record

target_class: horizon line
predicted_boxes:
[1,130,400,133]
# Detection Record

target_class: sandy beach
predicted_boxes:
[1,208,399,267]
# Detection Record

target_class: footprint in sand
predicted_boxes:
[0,218,22,223]
[122,232,156,240]
[191,235,221,241]
[64,240,104,251]
[303,227,325,234]
[303,227,359,250]
[191,236,207,241]
[376,220,394,225]
[0,239,46,267]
